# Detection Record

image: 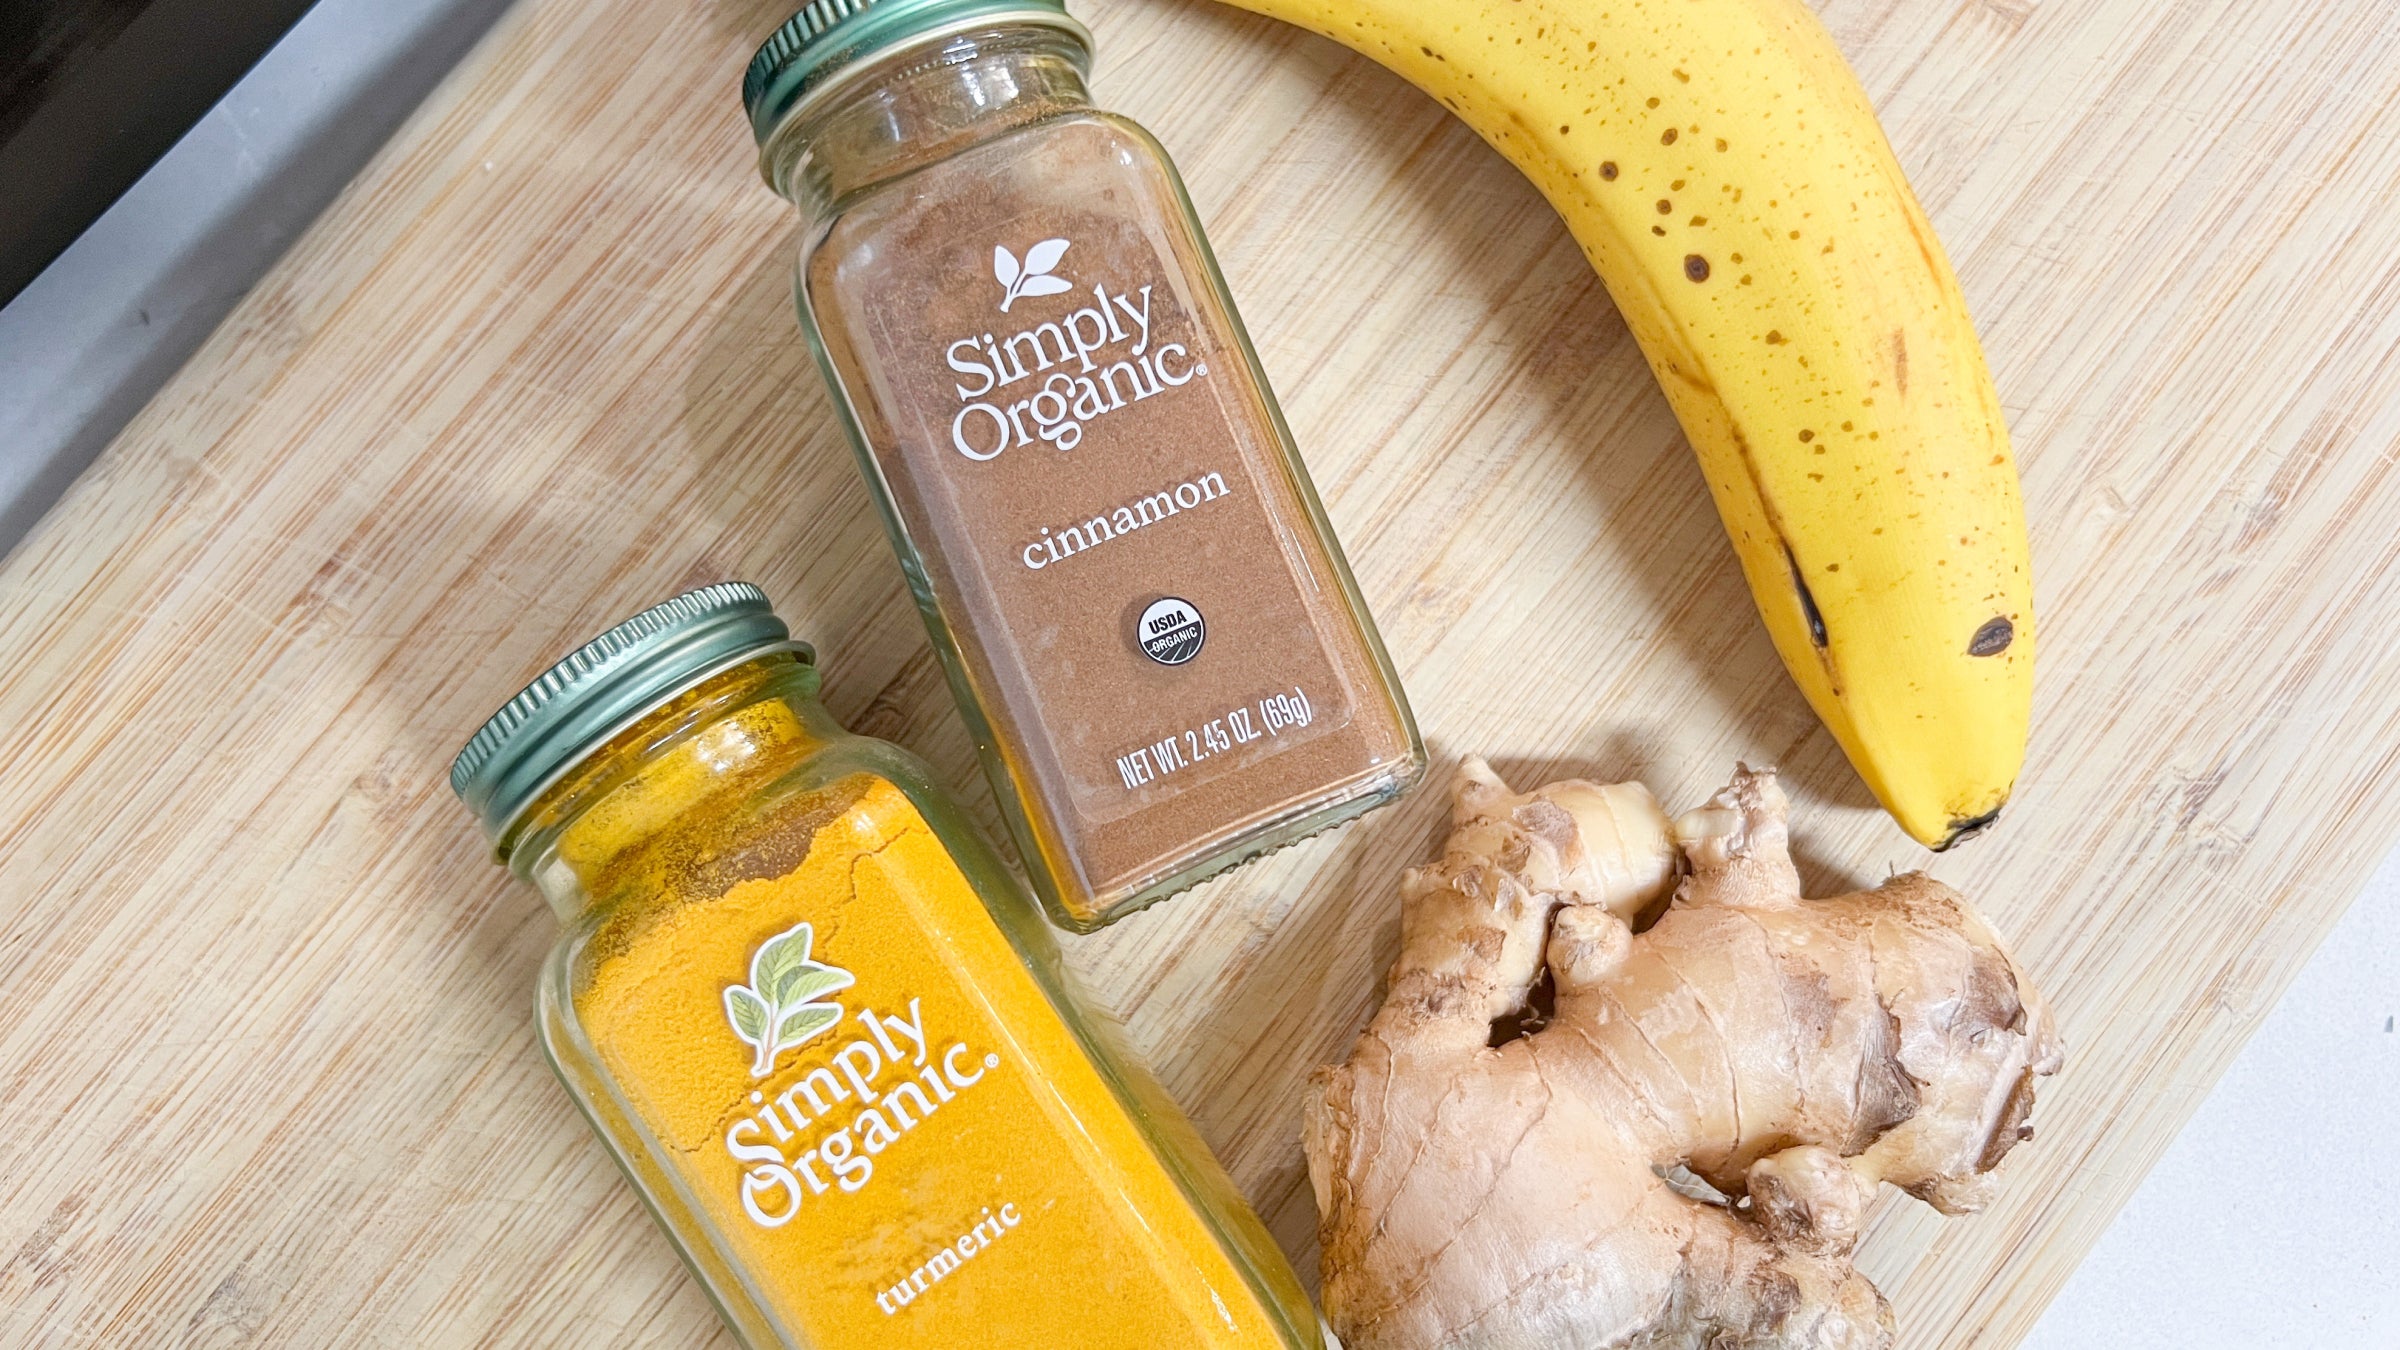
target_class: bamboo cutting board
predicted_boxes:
[3,0,2397,1343]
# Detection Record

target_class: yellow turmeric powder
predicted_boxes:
[452,583,1317,1349]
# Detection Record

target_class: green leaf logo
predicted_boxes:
[723,922,855,1077]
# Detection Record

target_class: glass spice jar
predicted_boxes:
[745,0,1425,930]
[450,583,1321,1350]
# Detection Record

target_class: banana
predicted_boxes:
[1219,0,2034,848]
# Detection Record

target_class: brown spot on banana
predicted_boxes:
[1968,616,2013,656]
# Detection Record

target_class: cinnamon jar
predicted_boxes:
[746,0,1423,929]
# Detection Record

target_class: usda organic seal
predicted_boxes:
[1137,597,1205,666]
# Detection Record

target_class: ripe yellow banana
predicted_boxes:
[1220,0,2034,847]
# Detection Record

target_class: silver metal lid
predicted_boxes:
[449,582,811,845]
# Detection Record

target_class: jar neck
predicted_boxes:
[760,25,1093,227]
[503,654,839,919]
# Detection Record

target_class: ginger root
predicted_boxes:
[1307,762,2064,1349]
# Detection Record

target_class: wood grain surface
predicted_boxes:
[4,0,2397,1344]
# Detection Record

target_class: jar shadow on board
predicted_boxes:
[411,362,907,1056]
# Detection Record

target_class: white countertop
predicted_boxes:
[2,0,2392,1341]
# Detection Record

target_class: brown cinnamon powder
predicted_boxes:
[803,113,1419,927]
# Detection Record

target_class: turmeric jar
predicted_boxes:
[450,583,1319,1349]
[745,0,1423,930]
